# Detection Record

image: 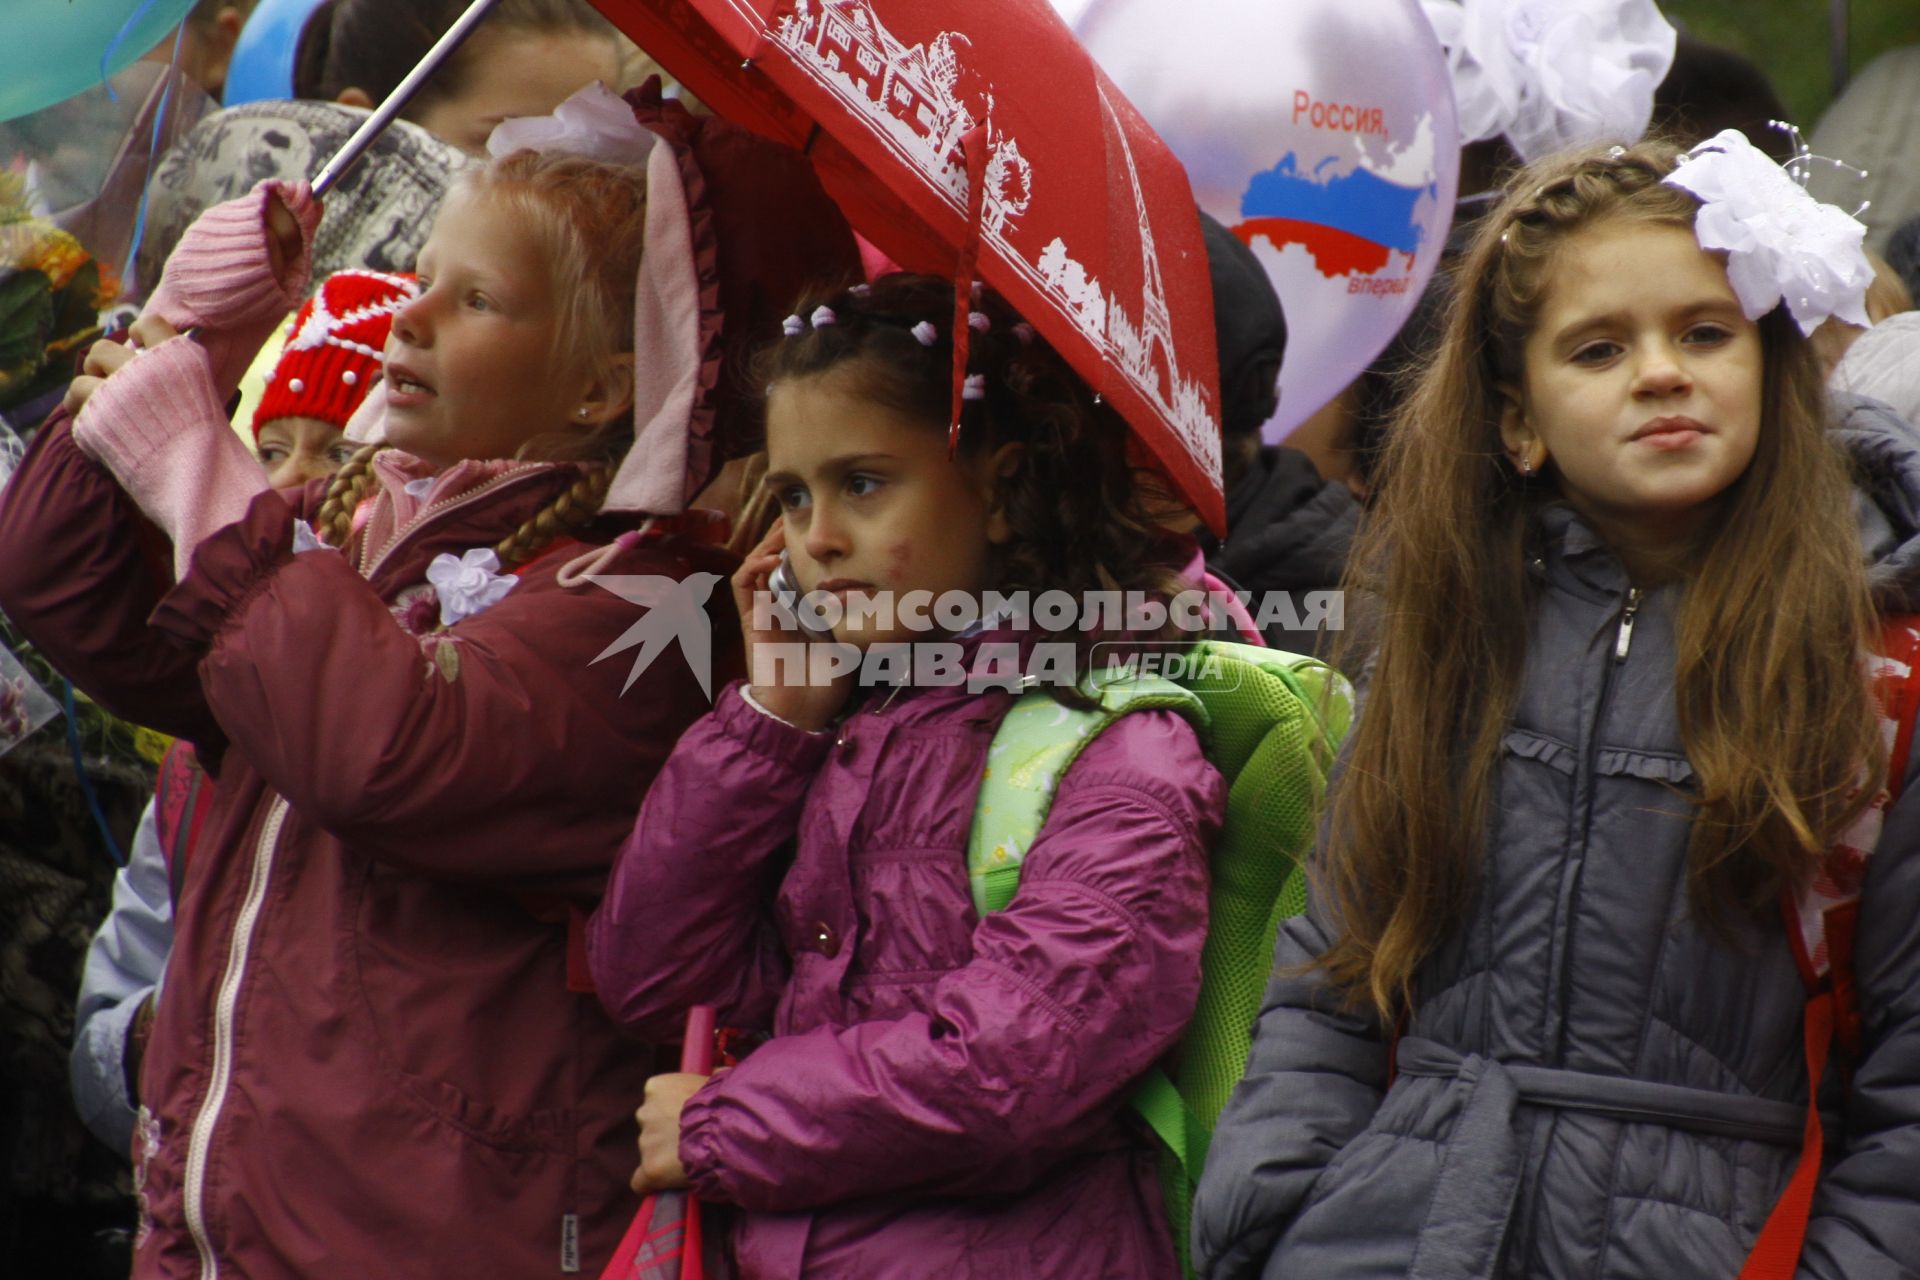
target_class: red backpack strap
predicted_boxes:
[1738,991,1838,1280]
[1880,615,1920,798]
[1742,614,1920,1279]
[153,742,211,909]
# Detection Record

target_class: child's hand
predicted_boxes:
[141,180,322,401]
[262,186,311,290]
[631,1071,710,1194]
[732,519,857,732]
[63,316,183,417]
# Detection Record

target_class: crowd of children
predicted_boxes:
[3,8,1920,1280]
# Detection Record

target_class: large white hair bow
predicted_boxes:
[485,81,658,165]
[1420,0,1676,163]
[1663,128,1873,335]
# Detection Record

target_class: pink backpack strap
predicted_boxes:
[1743,615,1920,1279]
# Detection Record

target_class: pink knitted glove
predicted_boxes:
[71,337,272,579]
[142,180,322,398]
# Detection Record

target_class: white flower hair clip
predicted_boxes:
[781,314,805,336]
[962,374,987,401]
[967,311,991,333]
[426,548,519,627]
[1662,126,1874,335]
[809,305,838,328]
[910,321,939,347]
[1420,0,1676,163]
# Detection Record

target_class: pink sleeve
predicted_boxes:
[142,180,321,395]
[70,337,270,578]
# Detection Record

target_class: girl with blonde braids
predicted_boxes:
[0,86,863,1278]
[1194,137,1920,1279]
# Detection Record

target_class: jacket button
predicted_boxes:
[811,921,840,958]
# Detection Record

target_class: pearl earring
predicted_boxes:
[577,407,590,419]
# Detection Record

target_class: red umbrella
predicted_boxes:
[591,0,1225,530]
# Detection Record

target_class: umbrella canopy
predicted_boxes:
[591,0,1225,530]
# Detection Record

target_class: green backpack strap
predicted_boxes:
[966,673,1205,917]
[967,672,1215,1173]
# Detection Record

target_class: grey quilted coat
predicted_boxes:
[1194,396,1920,1280]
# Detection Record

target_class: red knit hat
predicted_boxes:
[253,270,417,439]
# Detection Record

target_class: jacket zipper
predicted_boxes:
[1548,585,1644,1060]
[184,794,290,1280]
[1614,587,1643,661]
[358,465,555,581]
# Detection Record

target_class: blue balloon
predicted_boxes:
[0,0,199,123]
[224,0,330,107]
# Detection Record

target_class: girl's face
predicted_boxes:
[1499,220,1764,556]
[764,369,1014,649]
[255,415,357,490]
[383,187,607,469]
[410,28,623,156]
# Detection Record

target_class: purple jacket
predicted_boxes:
[588,667,1225,1279]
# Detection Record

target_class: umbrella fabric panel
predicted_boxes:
[592,0,1225,529]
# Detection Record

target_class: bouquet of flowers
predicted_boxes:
[0,169,119,412]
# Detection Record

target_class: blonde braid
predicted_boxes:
[494,464,614,568]
[316,444,391,548]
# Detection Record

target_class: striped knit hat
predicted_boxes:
[254,269,417,438]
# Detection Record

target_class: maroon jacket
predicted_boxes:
[0,413,740,1278]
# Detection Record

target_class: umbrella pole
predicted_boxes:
[312,0,504,196]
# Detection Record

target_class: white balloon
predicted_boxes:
[1048,0,1102,27]
[1076,0,1461,440]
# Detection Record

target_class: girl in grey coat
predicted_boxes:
[1194,139,1920,1280]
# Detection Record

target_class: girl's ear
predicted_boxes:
[981,442,1026,545]
[574,353,637,430]
[1496,382,1546,473]
[335,87,375,110]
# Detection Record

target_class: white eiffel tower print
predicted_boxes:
[774,0,1219,479]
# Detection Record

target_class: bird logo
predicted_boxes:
[586,572,726,699]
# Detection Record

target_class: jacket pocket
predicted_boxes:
[345,861,577,1154]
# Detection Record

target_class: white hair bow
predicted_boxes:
[1420,0,1676,163]
[486,81,658,165]
[1664,128,1873,335]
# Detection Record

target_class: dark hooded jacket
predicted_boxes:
[1195,212,1358,656]
[1193,395,1920,1280]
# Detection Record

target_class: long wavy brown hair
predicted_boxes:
[1321,140,1883,1019]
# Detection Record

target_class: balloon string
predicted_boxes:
[123,29,187,290]
[99,0,172,102]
